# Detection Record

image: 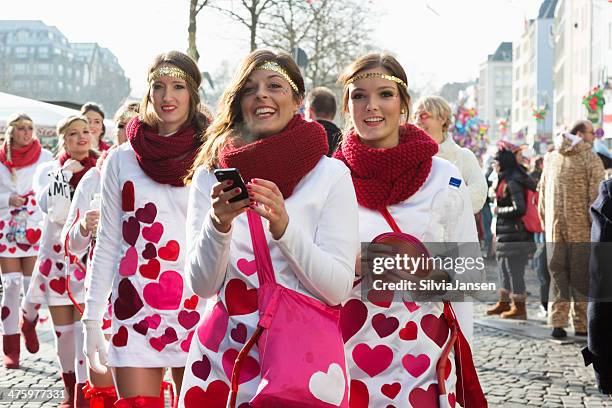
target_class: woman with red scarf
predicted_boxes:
[0,113,53,369]
[334,54,483,407]
[81,102,111,152]
[24,115,98,406]
[82,51,209,408]
[178,50,358,407]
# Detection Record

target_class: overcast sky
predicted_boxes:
[3,0,542,97]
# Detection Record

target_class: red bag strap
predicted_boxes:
[379,207,402,233]
[246,210,276,286]
[64,208,86,315]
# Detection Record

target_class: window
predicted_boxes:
[15,46,28,58]
[12,64,27,74]
[37,64,51,74]
[38,46,49,58]
[15,30,29,41]
[58,65,64,76]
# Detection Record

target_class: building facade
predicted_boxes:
[0,20,130,115]
[477,42,513,140]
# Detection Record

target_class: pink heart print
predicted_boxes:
[237,258,257,276]
[143,271,183,310]
[119,247,138,276]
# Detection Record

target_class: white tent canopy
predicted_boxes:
[0,91,115,147]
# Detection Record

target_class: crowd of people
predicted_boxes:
[0,49,610,408]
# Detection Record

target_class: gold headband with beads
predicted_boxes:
[148,66,197,89]
[254,61,300,94]
[346,72,408,89]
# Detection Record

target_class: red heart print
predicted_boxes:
[408,383,439,408]
[119,247,138,276]
[149,336,166,352]
[114,278,144,320]
[352,343,393,377]
[402,353,430,378]
[340,299,367,343]
[16,243,30,252]
[183,295,199,310]
[135,203,157,224]
[381,382,401,400]
[236,258,257,277]
[181,330,194,352]
[403,301,420,312]
[141,243,157,260]
[222,348,260,384]
[143,271,183,310]
[372,313,399,338]
[56,262,64,271]
[139,259,160,280]
[399,321,418,341]
[230,323,247,344]
[122,217,140,246]
[53,244,62,253]
[367,289,394,308]
[49,277,66,294]
[448,392,456,407]
[158,240,180,261]
[122,181,135,212]
[183,381,229,408]
[0,244,6,253]
[30,198,36,206]
[161,327,178,344]
[421,313,449,348]
[191,355,211,382]
[178,310,200,330]
[349,379,369,408]
[74,266,86,281]
[133,320,149,335]
[39,259,52,276]
[142,222,163,243]
[198,301,228,352]
[112,326,129,347]
[25,228,42,244]
[102,319,111,330]
[39,283,45,292]
[224,279,257,316]
[0,220,4,229]
[8,247,16,254]
[1,306,10,321]
[144,314,161,329]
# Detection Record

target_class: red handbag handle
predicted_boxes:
[64,208,86,315]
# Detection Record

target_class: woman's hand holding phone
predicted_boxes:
[210,179,250,233]
[246,178,289,240]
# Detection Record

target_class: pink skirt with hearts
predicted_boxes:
[0,197,44,258]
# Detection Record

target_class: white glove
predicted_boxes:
[83,319,108,374]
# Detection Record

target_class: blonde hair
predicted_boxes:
[415,95,453,133]
[113,100,140,123]
[55,115,98,159]
[3,113,35,182]
[184,50,305,184]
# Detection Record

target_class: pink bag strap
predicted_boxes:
[379,207,402,233]
[246,210,276,285]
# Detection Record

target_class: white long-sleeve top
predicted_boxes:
[0,149,53,256]
[178,156,359,406]
[62,167,100,256]
[437,133,488,213]
[83,142,206,367]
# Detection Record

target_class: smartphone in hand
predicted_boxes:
[213,168,250,204]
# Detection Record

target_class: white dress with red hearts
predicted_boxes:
[25,160,89,306]
[178,158,359,408]
[61,167,113,334]
[0,149,53,257]
[342,157,479,408]
[83,143,207,367]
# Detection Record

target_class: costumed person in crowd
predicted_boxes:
[334,53,484,407]
[61,101,139,407]
[583,178,612,395]
[82,51,209,408]
[81,102,111,152]
[24,115,98,407]
[0,113,53,368]
[178,50,358,407]
[487,141,536,320]
[539,121,605,338]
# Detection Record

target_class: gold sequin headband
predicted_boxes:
[254,61,300,94]
[148,66,197,89]
[346,72,408,89]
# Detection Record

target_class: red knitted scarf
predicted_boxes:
[218,115,328,198]
[127,117,202,187]
[0,139,42,170]
[58,151,98,189]
[333,124,438,210]
[98,139,111,152]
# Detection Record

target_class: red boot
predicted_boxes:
[83,382,118,408]
[59,372,76,408]
[2,334,20,369]
[20,313,39,353]
[74,383,91,408]
[114,396,163,408]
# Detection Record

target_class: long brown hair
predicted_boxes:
[185,50,305,183]
[338,53,411,135]
[140,51,208,135]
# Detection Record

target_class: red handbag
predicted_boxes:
[378,208,488,408]
[496,180,543,233]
